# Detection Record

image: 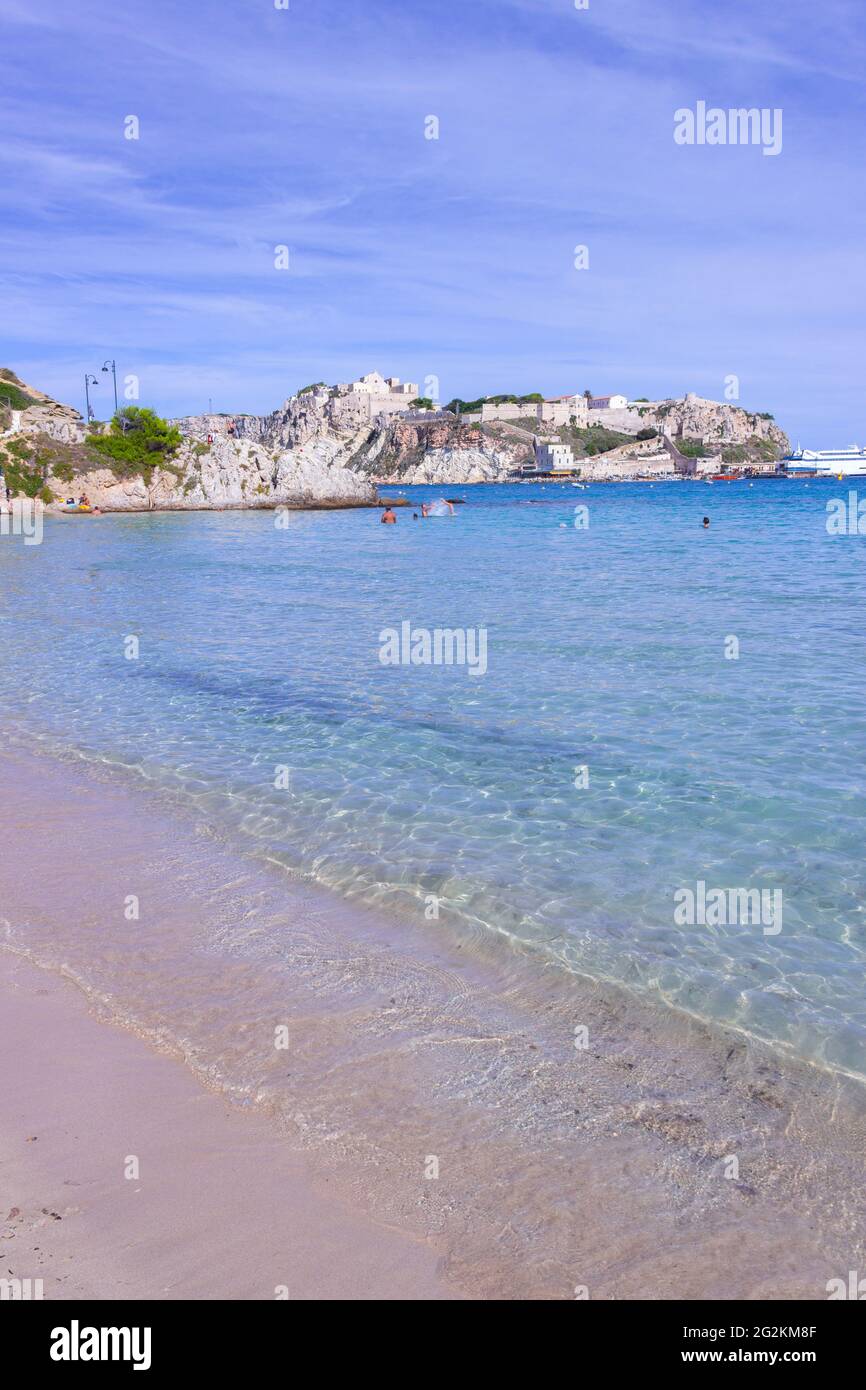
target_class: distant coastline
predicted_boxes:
[1,366,789,511]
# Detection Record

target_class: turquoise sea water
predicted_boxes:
[2,479,865,1076]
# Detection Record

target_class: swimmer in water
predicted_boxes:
[702,516,710,528]
[381,506,397,524]
[425,499,455,517]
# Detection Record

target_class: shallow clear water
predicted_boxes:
[2,479,865,1076]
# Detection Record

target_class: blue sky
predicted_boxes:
[2,0,866,443]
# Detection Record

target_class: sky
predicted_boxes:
[1,0,866,444]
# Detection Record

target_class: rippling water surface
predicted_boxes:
[2,480,865,1075]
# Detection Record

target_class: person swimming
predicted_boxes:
[381,506,397,524]
[702,516,710,528]
[425,499,455,517]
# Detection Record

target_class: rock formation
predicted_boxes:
[0,369,791,503]
[0,372,377,510]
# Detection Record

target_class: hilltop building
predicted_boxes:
[338,371,419,399]
[332,371,423,421]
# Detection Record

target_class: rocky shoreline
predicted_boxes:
[0,368,790,509]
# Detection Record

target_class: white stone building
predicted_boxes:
[536,442,577,473]
[540,395,589,427]
[332,372,422,421]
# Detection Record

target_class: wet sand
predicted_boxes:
[1,746,865,1299]
[0,953,453,1300]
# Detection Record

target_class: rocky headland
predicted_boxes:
[0,367,791,510]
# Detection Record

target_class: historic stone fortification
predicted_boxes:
[589,392,787,451]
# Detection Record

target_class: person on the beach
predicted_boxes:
[702,516,710,528]
[381,506,397,524]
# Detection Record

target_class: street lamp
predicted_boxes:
[84,374,99,423]
[101,359,118,415]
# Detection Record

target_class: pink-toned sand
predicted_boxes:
[0,951,453,1300]
[2,747,865,1300]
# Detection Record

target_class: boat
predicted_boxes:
[711,470,742,482]
[784,446,866,478]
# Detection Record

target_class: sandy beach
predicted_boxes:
[0,951,453,1300]
[2,745,865,1301]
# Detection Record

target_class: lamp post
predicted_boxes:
[102,359,118,415]
[84,374,99,424]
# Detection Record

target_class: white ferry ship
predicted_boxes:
[784,445,866,478]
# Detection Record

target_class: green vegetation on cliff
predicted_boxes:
[721,435,783,465]
[674,437,709,457]
[89,407,182,482]
[0,436,56,501]
[0,404,187,500]
[0,369,40,423]
[556,423,635,456]
[445,393,543,415]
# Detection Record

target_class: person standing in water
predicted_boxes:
[702,516,710,529]
[381,506,397,524]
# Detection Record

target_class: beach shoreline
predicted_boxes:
[0,950,453,1301]
[2,744,865,1300]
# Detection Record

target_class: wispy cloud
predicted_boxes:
[0,0,863,443]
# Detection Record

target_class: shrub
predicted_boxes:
[445,392,543,415]
[0,377,38,412]
[1,455,45,498]
[636,427,658,440]
[675,437,708,457]
[89,406,182,480]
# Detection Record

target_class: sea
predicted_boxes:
[1,477,865,1082]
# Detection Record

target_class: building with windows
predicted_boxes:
[535,442,577,473]
[332,372,422,420]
